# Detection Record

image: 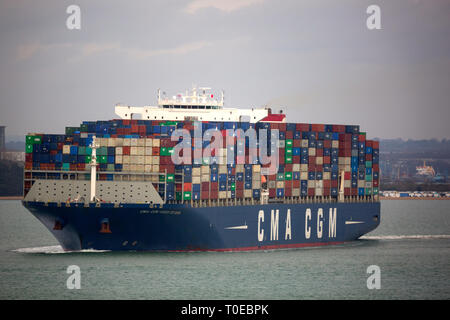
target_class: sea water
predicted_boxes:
[0,200,448,299]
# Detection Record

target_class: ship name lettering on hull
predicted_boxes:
[257,208,337,242]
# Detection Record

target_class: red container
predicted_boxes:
[293,139,301,147]
[323,156,330,164]
[201,182,209,191]
[331,180,338,188]
[236,189,244,198]
[333,125,345,133]
[311,124,325,132]
[296,123,310,131]
[323,140,331,148]
[286,131,293,139]
[122,146,130,155]
[308,189,315,196]
[344,172,351,180]
[308,156,316,165]
[152,147,160,155]
[285,188,292,197]
[293,180,300,188]
[344,187,351,195]
[323,180,331,188]
[201,191,209,200]
[366,154,373,161]
[358,134,366,142]
[351,188,358,196]
[323,188,330,196]
[293,155,300,163]
[236,181,244,190]
[183,183,192,191]
[373,141,379,149]
[366,140,373,148]
[373,180,379,187]
[210,182,218,191]
[269,188,276,197]
[176,184,182,192]
[316,149,323,156]
[210,190,218,199]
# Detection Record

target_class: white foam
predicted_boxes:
[360,235,450,240]
[12,245,110,254]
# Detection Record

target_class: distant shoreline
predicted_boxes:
[380,196,449,200]
[0,196,23,200]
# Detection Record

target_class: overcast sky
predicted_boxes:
[1,0,449,140]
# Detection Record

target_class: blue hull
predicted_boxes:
[23,201,380,251]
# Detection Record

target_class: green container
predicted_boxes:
[160,147,167,155]
[202,157,210,165]
[159,175,165,182]
[27,136,42,144]
[80,124,89,132]
[176,192,182,201]
[285,172,293,180]
[373,187,379,195]
[183,191,191,200]
[98,155,107,164]
[276,173,285,181]
[285,148,293,156]
[162,121,178,126]
[85,147,92,155]
[97,147,107,156]
[26,135,32,144]
[62,163,70,171]
[365,161,372,168]
[166,174,175,183]
[25,144,33,153]
[230,183,236,191]
[85,155,92,163]
[78,146,86,155]
[365,188,372,196]
[285,139,293,148]
[285,155,293,164]
[65,127,79,135]
[365,174,372,182]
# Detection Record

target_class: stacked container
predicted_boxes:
[24,119,379,203]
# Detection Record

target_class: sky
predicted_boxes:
[0,0,449,141]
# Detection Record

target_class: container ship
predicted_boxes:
[22,87,380,251]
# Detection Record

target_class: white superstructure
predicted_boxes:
[115,86,272,123]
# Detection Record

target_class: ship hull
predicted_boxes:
[23,201,380,251]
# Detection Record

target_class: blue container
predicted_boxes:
[236,172,244,181]
[293,172,300,180]
[331,172,338,180]
[70,146,78,155]
[244,182,252,189]
[107,155,115,164]
[366,167,372,175]
[316,172,323,180]
[193,192,201,200]
[253,189,261,199]
[323,164,331,172]
[316,140,324,149]
[308,172,315,180]
[192,184,201,193]
[210,174,218,182]
[114,164,122,171]
[293,148,300,156]
[219,174,227,182]
[331,188,338,196]
[366,146,373,154]
[358,188,365,196]
[276,188,285,198]
[332,133,339,140]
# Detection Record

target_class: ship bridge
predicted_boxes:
[115,87,284,123]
